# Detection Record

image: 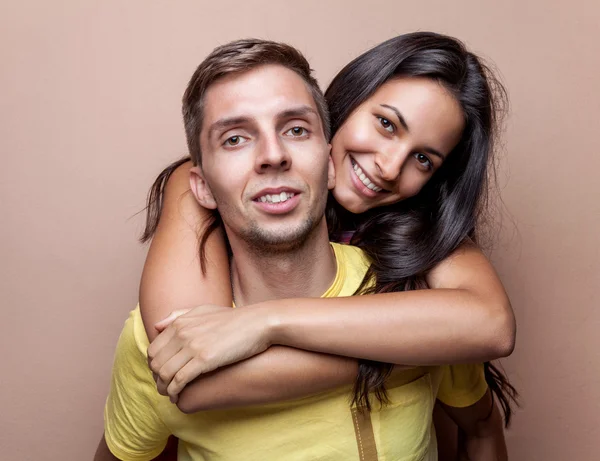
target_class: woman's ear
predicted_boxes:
[327,147,336,190]
[189,166,217,210]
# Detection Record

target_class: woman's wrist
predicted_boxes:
[248,299,289,348]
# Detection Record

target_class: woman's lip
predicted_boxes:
[349,156,380,198]
[350,156,387,192]
[349,156,388,194]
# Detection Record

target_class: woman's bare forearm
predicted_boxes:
[264,289,513,365]
[263,244,515,365]
[177,346,358,413]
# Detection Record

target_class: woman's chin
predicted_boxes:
[332,188,369,214]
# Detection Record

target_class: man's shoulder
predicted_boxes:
[104,306,172,460]
[121,305,151,351]
[106,305,163,411]
[329,243,371,297]
[332,242,370,268]
[110,306,153,378]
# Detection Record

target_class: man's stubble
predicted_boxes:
[209,169,330,257]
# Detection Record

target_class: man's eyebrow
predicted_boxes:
[208,116,252,139]
[207,106,319,139]
[277,105,319,120]
[380,104,409,132]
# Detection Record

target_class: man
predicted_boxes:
[94,39,492,461]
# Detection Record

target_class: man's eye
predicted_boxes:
[377,116,395,133]
[285,126,308,137]
[224,135,247,146]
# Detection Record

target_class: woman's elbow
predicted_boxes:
[492,327,516,359]
[488,301,516,358]
[176,390,211,414]
[176,385,240,413]
[176,398,200,415]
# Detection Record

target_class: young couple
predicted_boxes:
[96,32,517,461]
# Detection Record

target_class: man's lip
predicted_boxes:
[252,193,301,215]
[350,156,388,192]
[252,187,301,200]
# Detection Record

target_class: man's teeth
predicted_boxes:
[258,192,295,203]
[352,161,382,192]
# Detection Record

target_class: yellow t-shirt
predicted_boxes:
[104,243,487,461]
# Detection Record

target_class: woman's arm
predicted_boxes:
[264,242,515,364]
[176,347,358,413]
[140,162,359,409]
[139,161,231,341]
[142,162,514,410]
[151,243,515,400]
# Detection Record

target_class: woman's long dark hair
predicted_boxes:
[142,32,518,426]
[324,32,517,424]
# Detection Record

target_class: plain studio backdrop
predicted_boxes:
[1,1,598,459]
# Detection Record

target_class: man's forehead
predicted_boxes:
[202,65,319,126]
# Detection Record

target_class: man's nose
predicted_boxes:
[255,135,292,172]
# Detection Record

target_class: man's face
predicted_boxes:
[192,64,333,252]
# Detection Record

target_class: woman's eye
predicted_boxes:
[285,126,308,137]
[224,135,247,147]
[377,116,395,133]
[414,153,433,170]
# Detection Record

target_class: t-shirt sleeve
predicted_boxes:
[104,308,171,461]
[436,363,488,408]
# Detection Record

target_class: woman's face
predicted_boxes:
[330,77,465,214]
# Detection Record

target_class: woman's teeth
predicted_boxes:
[257,192,295,203]
[352,161,382,192]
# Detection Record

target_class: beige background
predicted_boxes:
[1,0,598,459]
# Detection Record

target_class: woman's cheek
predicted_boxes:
[405,176,429,199]
[344,120,372,148]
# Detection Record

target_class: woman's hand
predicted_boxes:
[147,304,272,402]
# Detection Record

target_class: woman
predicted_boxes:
[142,32,517,457]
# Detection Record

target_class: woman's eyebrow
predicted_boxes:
[380,104,446,160]
[380,104,409,131]
[424,147,446,161]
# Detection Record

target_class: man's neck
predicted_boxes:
[228,220,337,307]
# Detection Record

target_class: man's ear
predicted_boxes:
[189,166,217,210]
[327,146,336,190]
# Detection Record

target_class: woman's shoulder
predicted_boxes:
[426,241,493,289]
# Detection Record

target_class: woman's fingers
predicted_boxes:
[167,358,211,400]
[155,309,191,332]
[148,327,183,376]
[155,350,194,396]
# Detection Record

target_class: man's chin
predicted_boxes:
[242,222,316,253]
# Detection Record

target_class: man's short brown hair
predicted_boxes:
[182,39,330,165]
